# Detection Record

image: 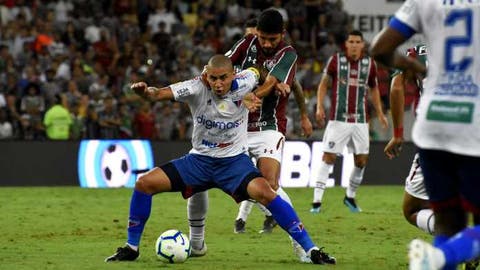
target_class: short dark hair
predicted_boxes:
[244,18,258,29]
[257,9,283,34]
[348,30,364,40]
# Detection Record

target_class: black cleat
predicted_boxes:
[259,215,277,234]
[105,246,139,262]
[310,202,322,213]
[310,248,336,265]
[234,219,246,233]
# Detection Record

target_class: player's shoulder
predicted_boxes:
[276,42,297,55]
[234,68,258,85]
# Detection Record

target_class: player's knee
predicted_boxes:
[402,203,417,225]
[265,177,279,190]
[135,174,154,194]
[248,179,276,205]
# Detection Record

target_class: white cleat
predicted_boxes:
[292,240,312,263]
[190,241,207,257]
[409,239,445,270]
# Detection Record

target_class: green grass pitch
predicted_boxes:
[0,186,431,269]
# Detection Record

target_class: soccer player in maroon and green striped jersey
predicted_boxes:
[311,30,388,214]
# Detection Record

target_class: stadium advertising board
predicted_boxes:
[343,0,424,49]
[280,141,353,188]
[77,140,153,188]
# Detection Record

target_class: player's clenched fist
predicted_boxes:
[131,82,148,96]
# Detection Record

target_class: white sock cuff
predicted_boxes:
[276,187,293,206]
[416,209,435,235]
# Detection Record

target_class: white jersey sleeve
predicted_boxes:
[170,76,205,105]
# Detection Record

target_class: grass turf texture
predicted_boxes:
[0,186,430,269]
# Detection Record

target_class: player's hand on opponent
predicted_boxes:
[384,136,403,159]
[243,92,262,112]
[315,106,326,129]
[301,114,313,138]
[275,83,291,97]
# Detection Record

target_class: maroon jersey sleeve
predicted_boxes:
[325,54,338,77]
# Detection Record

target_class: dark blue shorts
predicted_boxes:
[418,148,480,214]
[160,153,262,202]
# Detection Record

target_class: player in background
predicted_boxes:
[104,55,336,265]
[310,30,388,214]
[186,9,315,263]
[370,1,480,269]
[384,44,435,235]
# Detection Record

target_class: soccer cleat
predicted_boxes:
[292,240,311,263]
[343,196,362,212]
[234,218,246,234]
[408,239,445,270]
[105,245,139,262]
[259,215,277,234]
[190,241,207,257]
[310,202,322,213]
[465,260,480,270]
[309,247,337,265]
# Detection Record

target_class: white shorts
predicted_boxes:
[322,121,369,154]
[404,153,429,200]
[248,130,285,163]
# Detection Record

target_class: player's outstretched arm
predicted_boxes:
[292,79,313,137]
[131,82,174,101]
[384,73,405,159]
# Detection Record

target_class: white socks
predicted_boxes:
[313,160,333,203]
[237,200,254,221]
[187,191,208,249]
[416,209,435,235]
[346,166,365,198]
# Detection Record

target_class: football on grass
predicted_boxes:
[155,229,191,263]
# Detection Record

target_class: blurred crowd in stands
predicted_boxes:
[0,0,418,141]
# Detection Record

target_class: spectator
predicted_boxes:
[133,100,156,139]
[0,108,13,139]
[98,95,120,138]
[43,94,72,140]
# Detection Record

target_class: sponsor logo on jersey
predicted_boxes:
[328,141,335,148]
[248,121,268,128]
[176,87,190,97]
[196,114,242,129]
[436,72,479,97]
[201,139,233,148]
